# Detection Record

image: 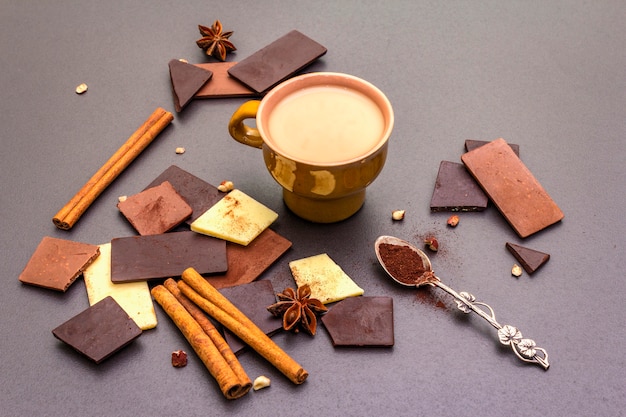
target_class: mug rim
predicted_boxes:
[257,72,394,167]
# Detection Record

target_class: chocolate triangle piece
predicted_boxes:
[168,59,213,112]
[505,242,550,274]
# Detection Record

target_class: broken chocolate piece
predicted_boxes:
[117,181,192,235]
[194,62,258,98]
[430,161,488,212]
[168,59,213,112]
[144,165,222,224]
[461,138,564,238]
[227,30,327,93]
[506,242,550,274]
[205,228,292,290]
[465,139,520,156]
[219,280,283,354]
[321,297,394,347]
[19,236,100,292]
[110,231,227,283]
[52,296,142,363]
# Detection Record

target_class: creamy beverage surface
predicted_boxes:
[267,85,386,164]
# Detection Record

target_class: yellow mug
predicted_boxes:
[228,72,394,223]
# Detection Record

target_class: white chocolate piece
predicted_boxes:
[83,243,157,330]
[253,375,271,390]
[289,253,364,304]
[190,189,278,246]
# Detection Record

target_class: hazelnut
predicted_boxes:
[217,180,234,192]
[447,215,459,227]
[511,264,523,277]
[175,147,186,154]
[253,375,271,390]
[424,236,439,252]
[171,350,188,367]
[391,210,405,221]
[75,83,88,94]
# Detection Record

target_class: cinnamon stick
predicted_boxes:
[53,107,173,230]
[151,285,250,399]
[180,267,309,385]
[162,278,251,391]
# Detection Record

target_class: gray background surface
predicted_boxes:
[1,1,625,416]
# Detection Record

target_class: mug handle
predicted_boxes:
[228,100,264,148]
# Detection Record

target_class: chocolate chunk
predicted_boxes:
[193,62,259,98]
[321,297,394,347]
[110,231,227,283]
[52,296,142,363]
[117,181,192,235]
[19,236,100,292]
[144,165,222,224]
[429,161,488,212]
[219,280,282,354]
[168,59,213,112]
[205,228,292,290]
[461,138,564,238]
[465,139,519,156]
[506,242,550,274]
[227,30,327,93]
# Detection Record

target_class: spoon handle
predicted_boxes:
[433,279,549,370]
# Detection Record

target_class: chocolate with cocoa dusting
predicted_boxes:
[377,243,436,286]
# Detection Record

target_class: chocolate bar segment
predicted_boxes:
[429,161,488,212]
[194,62,258,98]
[321,297,394,347]
[52,296,142,363]
[506,242,550,274]
[117,181,192,235]
[465,139,519,156]
[461,138,564,238]
[110,231,227,283]
[144,165,222,224]
[19,236,100,292]
[227,30,327,93]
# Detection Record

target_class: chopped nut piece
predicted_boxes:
[253,375,271,390]
[424,236,439,252]
[75,83,88,94]
[511,264,523,277]
[217,180,234,192]
[171,350,188,367]
[447,214,459,227]
[118,195,127,203]
[391,210,405,221]
[175,147,185,154]
[178,58,188,63]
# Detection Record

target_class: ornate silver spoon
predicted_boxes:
[374,235,549,370]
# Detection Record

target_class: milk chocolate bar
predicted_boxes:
[194,62,258,98]
[52,296,142,363]
[461,138,564,238]
[110,231,227,283]
[465,139,519,156]
[227,30,327,93]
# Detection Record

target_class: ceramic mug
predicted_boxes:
[228,72,394,223]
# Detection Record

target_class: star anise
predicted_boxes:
[196,20,236,61]
[267,285,328,335]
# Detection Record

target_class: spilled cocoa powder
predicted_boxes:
[378,243,436,286]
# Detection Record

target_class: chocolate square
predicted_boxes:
[110,231,227,283]
[52,296,142,363]
[429,161,488,212]
[219,280,282,354]
[144,165,222,224]
[227,30,327,93]
[19,236,100,292]
[321,297,394,347]
[461,138,564,238]
[117,181,192,235]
